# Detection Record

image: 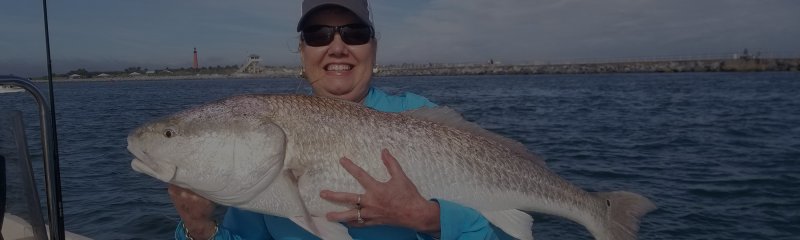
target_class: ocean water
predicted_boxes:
[1,72,799,239]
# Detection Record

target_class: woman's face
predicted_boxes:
[300,7,377,103]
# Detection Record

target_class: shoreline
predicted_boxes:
[32,71,800,84]
[31,73,297,83]
[30,58,800,82]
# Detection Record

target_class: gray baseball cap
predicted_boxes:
[297,0,373,32]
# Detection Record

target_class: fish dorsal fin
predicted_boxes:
[402,107,546,167]
[481,210,534,240]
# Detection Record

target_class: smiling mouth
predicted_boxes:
[325,64,353,72]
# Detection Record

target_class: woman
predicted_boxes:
[169,0,511,239]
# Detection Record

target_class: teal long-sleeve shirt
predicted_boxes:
[175,87,511,240]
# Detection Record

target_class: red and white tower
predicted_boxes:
[192,47,199,70]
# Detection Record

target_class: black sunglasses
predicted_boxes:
[301,24,374,47]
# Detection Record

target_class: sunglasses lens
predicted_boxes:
[302,24,372,47]
[341,25,372,45]
[302,25,334,47]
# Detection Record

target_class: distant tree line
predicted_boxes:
[55,65,240,79]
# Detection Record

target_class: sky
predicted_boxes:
[1,0,799,77]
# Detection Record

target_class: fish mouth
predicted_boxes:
[130,149,177,183]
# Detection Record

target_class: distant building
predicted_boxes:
[129,72,142,76]
[96,73,110,78]
[68,74,82,79]
[193,48,199,69]
[146,70,156,74]
[235,54,265,74]
[734,48,756,60]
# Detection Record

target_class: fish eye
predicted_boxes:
[164,129,176,138]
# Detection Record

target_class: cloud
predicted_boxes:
[375,0,800,64]
[2,0,799,75]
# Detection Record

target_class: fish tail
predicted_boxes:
[591,191,656,240]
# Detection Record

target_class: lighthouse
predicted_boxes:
[192,47,199,70]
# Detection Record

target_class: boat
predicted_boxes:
[2,214,92,240]
[0,84,24,93]
[2,76,93,240]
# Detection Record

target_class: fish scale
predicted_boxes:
[129,94,655,240]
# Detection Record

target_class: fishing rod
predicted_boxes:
[41,0,65,238]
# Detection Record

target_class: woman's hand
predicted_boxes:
[168,184,218,239]
[320,149,441,235]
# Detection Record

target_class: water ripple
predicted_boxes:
[1,73,799,239]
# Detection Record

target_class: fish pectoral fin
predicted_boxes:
[285,170,352,239]
[481,209,534,240]
[289,216,352,240]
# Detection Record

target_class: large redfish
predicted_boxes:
[128,94,655,240]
